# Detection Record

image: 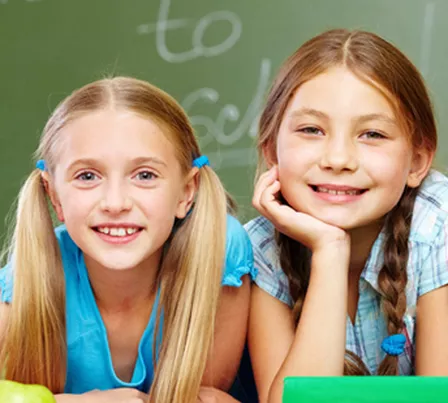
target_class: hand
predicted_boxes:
[56,388,149,403]
[253,166,349,252]
[197,386,240,403]
[86,388,148,402]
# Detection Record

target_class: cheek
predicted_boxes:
[57,189,97,220]
[364,147,412,184]
[138,187,179,216]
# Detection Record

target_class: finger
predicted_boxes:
[253,167,278,211]
[256,179,282,221]
[259,179,281,211]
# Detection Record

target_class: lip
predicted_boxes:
[92,227,143,245]
[92,223,144,229]
[310,183,365,191]
[309,183,367,203]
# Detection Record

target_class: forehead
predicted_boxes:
[285,67,397,121]
[55,109,178,165]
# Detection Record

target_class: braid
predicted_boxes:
[377,186,418,375]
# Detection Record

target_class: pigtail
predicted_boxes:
[0,170,66,392]
[377,186,417,375]
[149,166,227,403]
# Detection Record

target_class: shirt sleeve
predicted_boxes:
[418,215,448,297]
[0,262,13,304]
[244,217,293,307]
[221,214,257,287]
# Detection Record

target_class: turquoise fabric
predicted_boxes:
[0,214,255,392]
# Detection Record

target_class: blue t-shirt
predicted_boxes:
[0,214,256,393]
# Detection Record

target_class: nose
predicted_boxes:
[100,179,132,214]
[319,134,358,173]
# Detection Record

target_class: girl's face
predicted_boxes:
[46,109,196,272]
[272,67,431,232]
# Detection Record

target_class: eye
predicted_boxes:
[297,126,324,136]
[361,131,386,140]
[76,171,97,181]
[136,170,157,181]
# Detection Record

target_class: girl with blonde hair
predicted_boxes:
[0,76,255,402]
[246,29,448,402]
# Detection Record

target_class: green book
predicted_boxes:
[283,377,448,403]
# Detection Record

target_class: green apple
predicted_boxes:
[0,380,56,402]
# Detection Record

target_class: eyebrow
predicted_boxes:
[288,108,329,122]
[67,156,168,172]
[288,108,398,126]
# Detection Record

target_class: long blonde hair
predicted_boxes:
[258,29,437,375]
[0,77,228,402]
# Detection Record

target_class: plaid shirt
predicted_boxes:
[244,170,448,374]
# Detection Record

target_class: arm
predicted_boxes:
[201,276,251,391]
[415,284,448,375]
[55,389,148,402]
[248,285,295,403]
[251,167,350,403]
[267,246,349,403]
[0,302,10,345]
[249,247,349,403]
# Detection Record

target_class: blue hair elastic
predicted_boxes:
[36,159,46,171]
[192,155,210,169]
[381,334,406,356]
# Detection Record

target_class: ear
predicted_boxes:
[175,167,199,219]
[262,139,277,168]
[41,172,65,222]
[406,147,434,188]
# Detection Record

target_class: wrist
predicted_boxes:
[311,241,350,275]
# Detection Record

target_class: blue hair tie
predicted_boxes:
[36,159,46,171]
[381,334,406,356]
[192,155,210,168]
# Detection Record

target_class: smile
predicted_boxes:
[314,186,364,196]
[97,227,140,237]
[309,184,367,202]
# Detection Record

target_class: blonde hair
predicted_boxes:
[0,77,229,402]
[258,29,437,375]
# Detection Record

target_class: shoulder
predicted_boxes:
[410,170,448,244]
[222,214,257,287]
[244,216,278,270]
[0,224,81,304]
[244,216,293,307]
[408,171,448,296]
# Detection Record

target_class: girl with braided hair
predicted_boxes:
[245,29,448,403]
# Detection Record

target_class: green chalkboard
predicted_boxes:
[1,0,447,238]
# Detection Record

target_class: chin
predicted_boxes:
[96,256,143,271]
[311,213,355,230]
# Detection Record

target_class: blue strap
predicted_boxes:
[381,334,406,356]
[192,155,210,168]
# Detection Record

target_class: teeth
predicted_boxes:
[316,187,361,196]
[97,227,138,237]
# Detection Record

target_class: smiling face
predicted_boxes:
[271,67,430,233]
[45,109,195,272]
